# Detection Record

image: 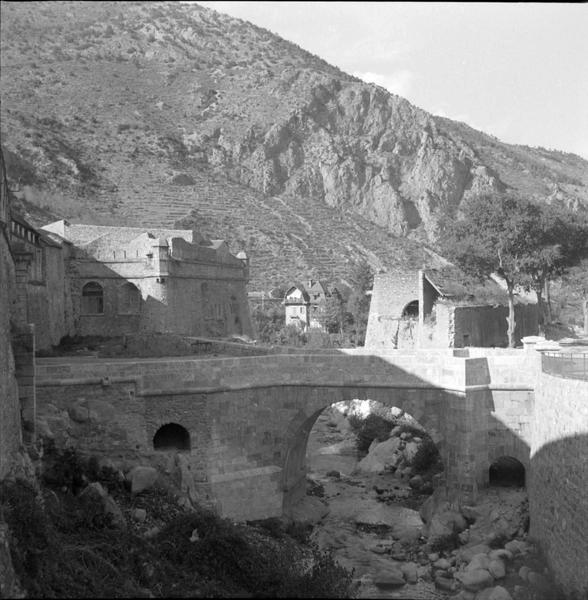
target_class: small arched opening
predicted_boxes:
[489,456,525,487]
[153,423,191,451]
[402,300,419,318]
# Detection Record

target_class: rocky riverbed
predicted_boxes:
[295,401,563,600]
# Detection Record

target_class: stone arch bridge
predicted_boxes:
[35,348,538,521]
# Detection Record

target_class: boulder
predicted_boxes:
[286,495,329,526]
[403,441,419,463]
[488,558,506,579]
[466,553,491,572]
[132,508,147,522]
[504,539,528,556]
[489,549,512,562]
[456,568,494,591]
[518,565,530,581]
[478,586,513,600]
[128,466,159,494]
[433,558,452,570]
[373,567,405,589]
[434,573,456,592]
[80,482,126,529]
[356,437,402,473]
[400,561,418,584]
[409,475,424,490]
[459,543,492,564]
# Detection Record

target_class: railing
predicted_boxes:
[541,351,588,381]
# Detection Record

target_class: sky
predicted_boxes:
[199,2,588,159]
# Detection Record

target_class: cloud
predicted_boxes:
[352,70,415,98]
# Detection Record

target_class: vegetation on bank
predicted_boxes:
[0,449,356,598]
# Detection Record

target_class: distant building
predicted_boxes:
[284,279,341,331]
[41,220,253,339]
[365,268,538,350]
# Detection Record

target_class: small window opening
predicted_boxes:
[153,423,190,451]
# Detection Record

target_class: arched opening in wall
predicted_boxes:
[153,423,191,451]
[81,281,104,315]
[489,456,525,487]
[402,300,419,318]
[283,397,445,516]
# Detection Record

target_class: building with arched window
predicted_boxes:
[41,220,252,338]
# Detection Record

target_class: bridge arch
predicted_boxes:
[281,387,448,513]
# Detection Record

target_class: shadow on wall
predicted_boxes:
[529,433,588,598]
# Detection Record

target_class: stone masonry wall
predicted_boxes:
[365,272,419,350]
[0,229,21,479]
[529,370,588,598]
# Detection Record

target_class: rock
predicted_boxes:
[459,530,471,545]
[286,495,329,526]
[489,549,512,561]
[417,565,431,580]
[373,568,405,589]
[504,539,528,556]
[456,568,494,591]
[80,482,126,529]
[401,561,418,584]
[527,571,550,589]
[413,437,422,443]
[459,543,492,563]
[356,437,402,473]
[400,432,410,440]
[461,505,482,522]
[488,558,506,579]
[144,526,161,539]
[326,470,341,478]
[403,441,419,463]
[480,586,513,600]
[409,475,424,490]
[466,553,491,572]
[434,573,456,591]
[433,558,452,570]
[132,508,147,522]
[189,528,200,542]
[453,592,476,600]
[518,566,530,581]
[128,466,159,494]
[428,552,440,562]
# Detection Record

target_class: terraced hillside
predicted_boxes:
[1,1,586,289]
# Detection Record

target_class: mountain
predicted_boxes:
[1,1,587,289]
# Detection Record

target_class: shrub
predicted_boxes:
[355,413,394,455]
[411,437,441,474]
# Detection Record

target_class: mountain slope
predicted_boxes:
[1,1,586,288]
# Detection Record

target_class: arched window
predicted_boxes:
[153,423,191,451]
[118,282,141,314]
[402,300,419,318]
[81,282,104,315]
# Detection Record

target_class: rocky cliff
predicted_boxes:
[1,1,586,286]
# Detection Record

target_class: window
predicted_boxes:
[118,282,141,314]
[81,282,104,315]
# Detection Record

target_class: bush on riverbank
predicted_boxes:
[1,449,356,598]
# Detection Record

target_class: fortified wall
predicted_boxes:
[529,368,588,598]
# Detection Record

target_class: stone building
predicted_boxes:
[284,280,335,331]
[0,148,22,478]
[365,268,538,350]
[9,211,74,349]
[41,220,253,339]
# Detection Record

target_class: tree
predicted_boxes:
[441,194,548,347]
[345,261,374,346]
[319,291,346,334]
[518,204,588,331]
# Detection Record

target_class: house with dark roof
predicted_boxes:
[284,279,338,331]
[365,268,538,350]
